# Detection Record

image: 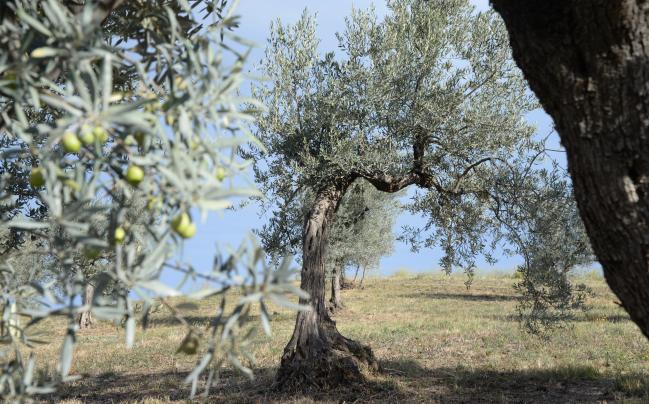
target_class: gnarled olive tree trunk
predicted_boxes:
[359,266,367,289]
[329,265,345,312]
[78,282,95,329]
[492,0,649,338]
[276,183,378,389]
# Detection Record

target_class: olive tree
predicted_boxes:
[326,181,399,309]
[0,0,302,400]
[486,156,594,332]
[489,0,649,340]
[247,0,590,388]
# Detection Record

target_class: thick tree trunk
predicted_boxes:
[276,184,379,390]
[78,282,95,329]
[329,266,345,312]
[492,0,649,339]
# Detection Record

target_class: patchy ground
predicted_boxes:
[33,272,649,403]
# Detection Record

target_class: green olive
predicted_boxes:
[61,131,81,153]
[125,165,144,186]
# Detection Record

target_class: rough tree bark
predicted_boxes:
[78,282,95,329]
[492,0,649,338]
[276,183,379,389]
[329,265,345,312]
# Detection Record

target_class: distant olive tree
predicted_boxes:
[0,0,302,400]
[248,0,592,388]
[326,181,399,309]
[495,163,594,333]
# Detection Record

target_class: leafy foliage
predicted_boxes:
[257,178,400,276]
[498,163,594,333]
[0,0,302,400]
[248,0,594,333]
[327,181,400,275]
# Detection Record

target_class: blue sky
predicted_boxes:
[177,0,558,277]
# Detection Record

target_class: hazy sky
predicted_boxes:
[177,0,555,277]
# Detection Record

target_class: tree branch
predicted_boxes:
[451,157,497,193]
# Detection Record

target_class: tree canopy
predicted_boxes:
[248,0,592,388]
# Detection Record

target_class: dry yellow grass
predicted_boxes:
[28,273,649,403]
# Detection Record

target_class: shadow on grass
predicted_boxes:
[399,291,519,302]
[486,312,631,324]
[50,359,646,403]
[577,312,630,323]
[145,313,293,328]
[379,359,634,403]
[50,367,405,403]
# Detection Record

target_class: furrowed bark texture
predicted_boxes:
[492,0,649,337]
[276,183,378,390]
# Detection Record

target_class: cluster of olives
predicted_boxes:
[171,212,196,239]
[30,118,223,252]
[60,125,109,153]
[31,125,145,188]
[29,124,154,252]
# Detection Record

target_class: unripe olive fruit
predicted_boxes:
[171,213,197,238]
[93,126,109,143]
[30,167,45,188]
[171,212,191,234]
[178,223,196,239]
[146,196,159,211]
[215,167,226,182]
[124,135,137,146]
[80,126,95,145]
[30,47,51,59]
[114,227,126,244]
[61,131,81,153]
[125,165,144,186]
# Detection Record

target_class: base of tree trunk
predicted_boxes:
[275,317,379,390]
[78,311,94,329]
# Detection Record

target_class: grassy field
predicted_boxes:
[32,272,649,403]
